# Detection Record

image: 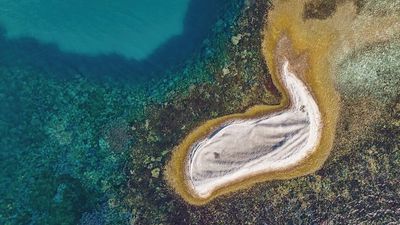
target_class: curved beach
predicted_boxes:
[187,60,322,198]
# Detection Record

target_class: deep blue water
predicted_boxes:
[0,0,232,223]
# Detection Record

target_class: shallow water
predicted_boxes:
[0,0,229,81]
[0,0,232,223]
[0,0,189,59]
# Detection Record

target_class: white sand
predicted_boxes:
[186,60,322,198]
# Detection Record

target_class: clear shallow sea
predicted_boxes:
[0,0,228,81]
[0,0,189,60]
[0,0,232,223]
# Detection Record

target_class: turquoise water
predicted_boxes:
[0,0,228,80]
[0,0,189,59]
[0,0,234,224]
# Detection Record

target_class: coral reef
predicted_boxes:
[0,69,145,224]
